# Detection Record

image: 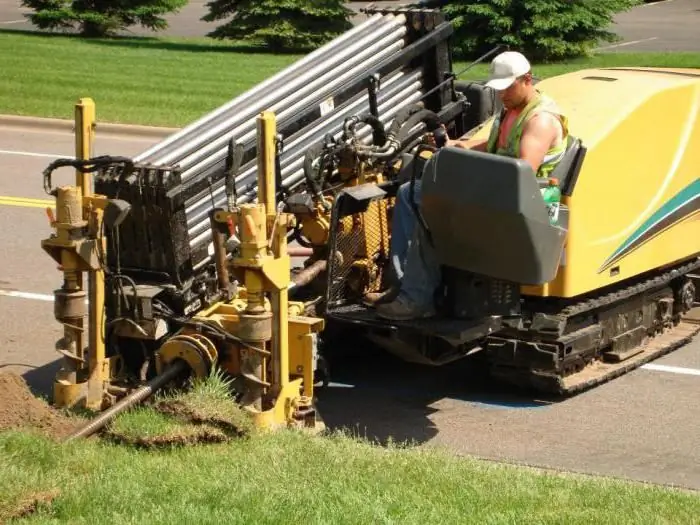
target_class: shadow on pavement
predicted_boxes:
[8,358,62,400]
[11,337,559,449]
[315,339,556,447]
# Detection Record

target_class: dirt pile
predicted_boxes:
[0,373,82,440]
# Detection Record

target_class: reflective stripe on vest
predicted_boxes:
[486,92,569,178]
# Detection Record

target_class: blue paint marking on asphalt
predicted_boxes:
[466,399,551,409]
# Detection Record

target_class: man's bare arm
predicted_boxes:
[446,137,487,150]
[518,113,559,173]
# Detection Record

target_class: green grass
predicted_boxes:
[1,29,699,127]
[1,428,699,524]
[1,370,699,523]
[0,30,302,127]
[106,368,254,446]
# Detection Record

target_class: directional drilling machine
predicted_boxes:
[39,6,700,437]
[39,8,498,432]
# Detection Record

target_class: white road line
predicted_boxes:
[0,289,54,302]
[0,289,91,305]
[0,149,70,159]
[594,37,659,51]
[641,363,700,377]
[1,289,699,379]
[640,0,674,7]
[0,19,27,25]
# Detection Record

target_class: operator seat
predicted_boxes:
[546,135,586,195]
[419,146,569,286]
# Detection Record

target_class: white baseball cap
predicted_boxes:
[485,51,531,91]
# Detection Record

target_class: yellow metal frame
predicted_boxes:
[42,98,110,410]
[45,102,324,431]
[155,111,326,432]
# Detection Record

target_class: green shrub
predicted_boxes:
[440,0,643,62]
[202,0,354,52]
[21,0,188,37]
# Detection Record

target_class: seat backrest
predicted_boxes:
[549,135,586,196]
[420,147,568,285]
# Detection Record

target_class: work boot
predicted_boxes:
[376,295,435,321]
[363,285,400,307]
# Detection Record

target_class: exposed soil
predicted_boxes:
[2,489,60,523]
[154,398,251,437]
[0,373,83,440]
[104,422,230,449]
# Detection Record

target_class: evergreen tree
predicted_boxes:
[21,0,188,37]
[202,0,354,52]
[438,0,643,61]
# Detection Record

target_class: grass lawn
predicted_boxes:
[2,428,700,524]
[2,369,700,524]
[1,30,699,127]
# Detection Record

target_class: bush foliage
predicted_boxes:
[202,0,354,52]
[440,0,644,61]
[21,0,188,37]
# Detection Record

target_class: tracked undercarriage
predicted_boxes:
[488,259,700,395]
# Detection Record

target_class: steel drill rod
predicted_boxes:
[64,359,189,441]
[182,70,422,218]
[182,70,421,229]
[182,68,415,219]
[139,17,391,164]
[151,18,406,168]
[175,27,407,174]
[133,13,389,163]
[186,87,424,252]
[184,84,423,244]
[216,83,423,205]
[290,259,327,289]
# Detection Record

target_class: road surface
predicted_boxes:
[0,121,699,490]
[1,0,699,51]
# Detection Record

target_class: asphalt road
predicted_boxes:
[1,0,699,52]
[1,122,699,490]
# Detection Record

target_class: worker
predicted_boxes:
[369,50,569,321]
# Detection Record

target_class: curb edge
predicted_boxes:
[0,114,180,139]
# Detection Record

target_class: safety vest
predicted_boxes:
[486,91,569,178]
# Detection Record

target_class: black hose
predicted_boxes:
[356,114,387,146]
[303,143,326,199]
[43,155,134,195]
[408,144,436,247]
[387,104,425,138]
[396,109,442,144]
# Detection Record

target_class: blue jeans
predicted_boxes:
[390,180,421,281]
[390,180,441,309]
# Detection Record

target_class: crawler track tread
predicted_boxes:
[559,321,697,395]
[492,258,700,396]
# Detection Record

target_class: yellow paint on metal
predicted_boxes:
[75,98,95,194]
[471,68,700,298]
[45,97,109,410]
[0,196,54,208]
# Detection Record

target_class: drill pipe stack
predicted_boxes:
[93,8,456,312]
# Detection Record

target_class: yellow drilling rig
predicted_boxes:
[38,7,700,438]
[42,107,325,437]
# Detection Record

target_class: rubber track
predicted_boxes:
[557,320,699,395]
[498,258,700,396]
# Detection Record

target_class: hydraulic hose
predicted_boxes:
[303,142,329,202]
[408,144,437,246]
[386,103,425,138]
[345,114,387,146]
[396,109,442,144]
